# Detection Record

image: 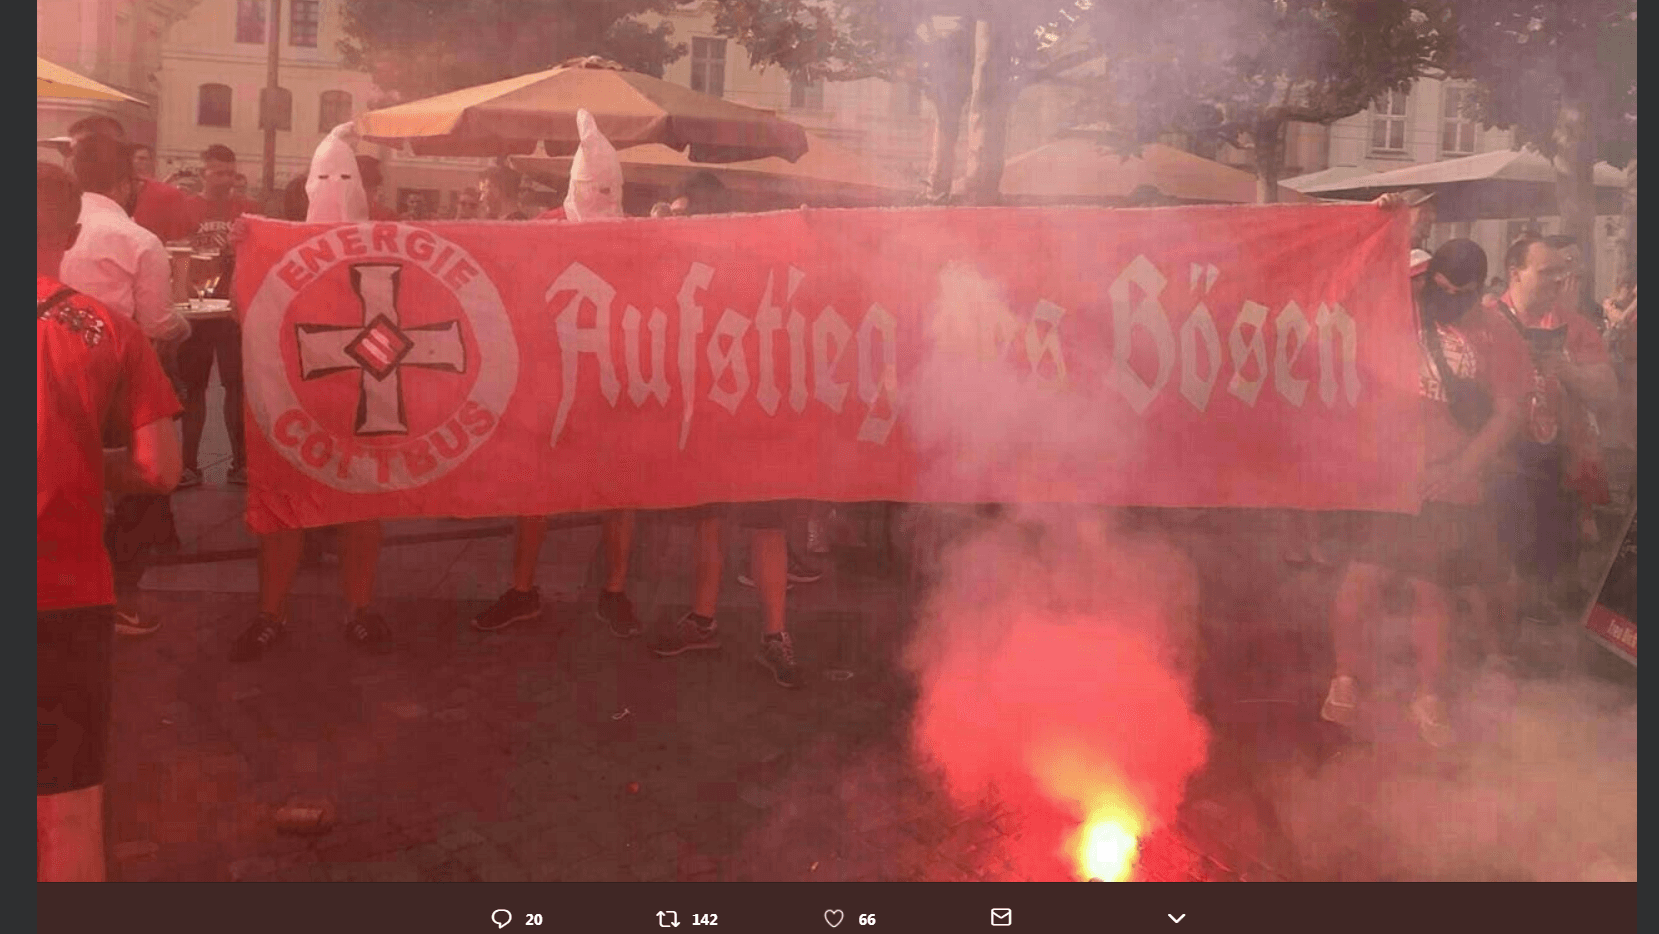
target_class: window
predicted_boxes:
[261,86,292,131]
[318,90,353,131]
[289,0,319,48]
[197,83,232,127]
[790,76,824,110]
[1441,86,1478,156]
[1505,219,1541,248]
[690,37,726,98]
[1370,88,1408,155]
[235,0,265,44]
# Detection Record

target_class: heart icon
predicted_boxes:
[824,909,844,928]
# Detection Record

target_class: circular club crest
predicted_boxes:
[244,223,518,492]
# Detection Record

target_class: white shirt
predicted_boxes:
[60,192,190,344]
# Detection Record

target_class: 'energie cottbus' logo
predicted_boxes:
[243,223,518,492]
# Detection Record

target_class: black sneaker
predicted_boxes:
[471,586,541,632]
[343,608,392,652]
[786,550,823,583]
[229,613,286,662]
[757,632,802,688]
[596,589,640,638]
[650,612,720,656]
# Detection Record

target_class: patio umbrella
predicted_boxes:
[999,137,1318,206]
[356,56,808,163]
[509,130,914,209]
[1288,149,1627,221]
[38,56,146,105]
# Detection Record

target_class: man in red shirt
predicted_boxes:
[37,162,182,880]
[176,145,262,487]
[1322,239,1529,748]
[1484,233,1619,625]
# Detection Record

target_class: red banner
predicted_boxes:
[232,205,1420,533]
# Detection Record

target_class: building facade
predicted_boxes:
[1283,77,1623,296]
[38,0,205,146]
[155,0,484,212]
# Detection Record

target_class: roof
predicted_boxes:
[1296,149,1627,194]
[999,138,1318,205]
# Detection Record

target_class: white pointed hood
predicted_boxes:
[563,109,623,221]
[306,122,370,223]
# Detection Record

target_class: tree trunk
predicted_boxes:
[1620,153,1637,287]
[1553,84,1599,307]
[1254,117,1285,204]
[924,91,965,203]
[917,16,972,204]
[958,17,1013,207]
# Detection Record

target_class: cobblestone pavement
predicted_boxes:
[101,389,1636,883]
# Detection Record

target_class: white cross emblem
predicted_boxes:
[295,264,468,435]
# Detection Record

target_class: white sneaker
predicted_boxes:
[1320,675,1358,725]
[1409,693,1455,748]
[115,609,161,637]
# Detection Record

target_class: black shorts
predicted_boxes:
[1336,502,1510,589]
[38,606,115,796]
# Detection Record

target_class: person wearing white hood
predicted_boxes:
[473,110,644,639]
[229,123,391,662]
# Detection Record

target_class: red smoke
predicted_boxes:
[904,516,1210,880]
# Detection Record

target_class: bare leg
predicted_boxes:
[511,516,547,592]
[603,510,636,593]
[37,786,105,881]
[337,521,382,611]
[257,529,305,619]
[691,515,722,619]
[1410,578,1451,696]
[751,527,788,635]
[1330,561,1386,680]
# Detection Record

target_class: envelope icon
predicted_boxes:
[991,908,1013,926]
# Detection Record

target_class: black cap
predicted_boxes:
[1427,238,1487,290]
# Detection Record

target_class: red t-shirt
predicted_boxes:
[1417,298,1531,504]
[181,195,262,253]
[1489,291,1611,501]
[130,178,202,244]
[38,275,182,611]
[535,207,567,221]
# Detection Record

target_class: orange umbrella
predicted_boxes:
[38,56,146,105]
[357,56,808,163]
[510,130,914,208]
[1000,137,1316,205]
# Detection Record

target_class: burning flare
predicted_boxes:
[1072,804,1143,881]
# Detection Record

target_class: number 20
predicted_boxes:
[526,915,543,926]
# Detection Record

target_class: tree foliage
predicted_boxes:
[339,0,686,103]
[1090,0,1445,202]
[708,1,1116,203]
[1441,0,1637,290]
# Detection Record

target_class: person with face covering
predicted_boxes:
[227,124,391,662]
[473,110,644,639]
[1321,237,1529,748]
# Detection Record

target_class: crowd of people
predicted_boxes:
[1318,191,1638,748]
[37,114,1638,881]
